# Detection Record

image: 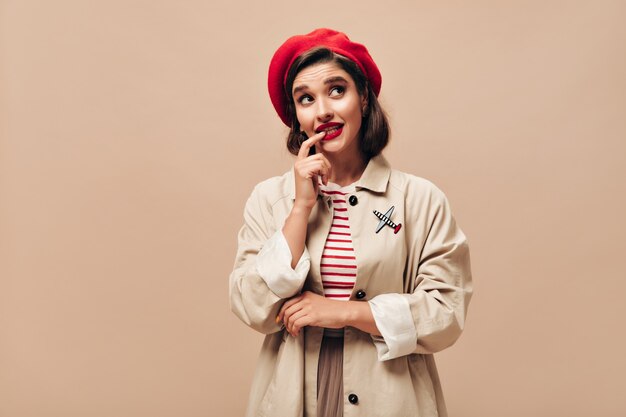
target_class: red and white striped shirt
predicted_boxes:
[319,181,358,301]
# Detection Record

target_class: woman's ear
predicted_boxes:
[360,89,369,114]
[361,100,369,116]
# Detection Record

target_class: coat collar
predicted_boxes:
[288,153,391,200]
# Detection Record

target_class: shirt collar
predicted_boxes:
[288,153,391,200]
[354,153,392,193]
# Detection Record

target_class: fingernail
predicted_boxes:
[275,315,281,323]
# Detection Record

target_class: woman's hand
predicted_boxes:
[293,132,332,210]
[277,291,348,337]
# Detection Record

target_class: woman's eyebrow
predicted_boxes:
[323,76,348,85]
[292,84,308,95]
[293,76,348,95]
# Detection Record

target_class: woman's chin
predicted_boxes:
[319,142,342,153]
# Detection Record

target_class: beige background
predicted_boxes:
[1,1,625,416]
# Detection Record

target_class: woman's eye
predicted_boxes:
[330,86,345,96]
[298,95,313,104]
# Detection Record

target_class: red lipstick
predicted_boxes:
[315,122,344,140]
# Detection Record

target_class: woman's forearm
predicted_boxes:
[282,204,312,269]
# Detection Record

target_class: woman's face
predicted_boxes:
[292,61,366,157]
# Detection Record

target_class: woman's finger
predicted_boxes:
[308,154,332,185]
[292,316,313,337]
[286,309,308,335]
[283,301,305,329]
[297,131,326,160]
[318,153,333,174]
[308,153,332,170]
[297,161,330,180]
[278,299,298,322]
[297,158,331,176]
[297,158,330,173]
[277,295,303,323]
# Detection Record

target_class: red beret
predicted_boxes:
[268,28,382,127]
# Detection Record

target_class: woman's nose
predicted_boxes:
[316,100,333,122]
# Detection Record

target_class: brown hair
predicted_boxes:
[283,47,390,160]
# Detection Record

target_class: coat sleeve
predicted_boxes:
[368,185,473,360]
[229,183,311,334]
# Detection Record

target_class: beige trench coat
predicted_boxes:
[229,154,473,417]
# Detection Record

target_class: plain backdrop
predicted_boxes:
[1,1,625,416]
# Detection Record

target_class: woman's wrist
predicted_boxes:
[283,204,311,234]
[291,201,314,215]
[344,301,382,337]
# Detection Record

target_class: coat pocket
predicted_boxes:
[408,354,439,414]
[257,332,305,417]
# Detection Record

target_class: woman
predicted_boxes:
[229,28,473,417]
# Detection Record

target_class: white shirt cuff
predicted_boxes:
[255,229,311,299]
[368,293,417,361]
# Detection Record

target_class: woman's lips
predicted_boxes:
[322,125,343,140]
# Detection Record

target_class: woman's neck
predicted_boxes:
[325,152,368,187]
